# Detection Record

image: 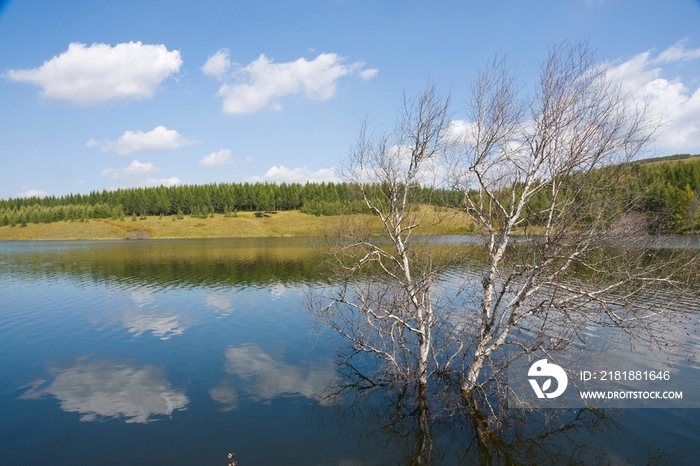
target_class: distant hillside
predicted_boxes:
[623,154,700,232]
[633,153,700,165]
[4,154,700,234]
[0,181,462,229]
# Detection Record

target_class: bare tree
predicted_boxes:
[310,41,697,422]
[309,83,453,391]
[447,41,696,407]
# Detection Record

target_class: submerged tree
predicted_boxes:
[309,83,456,392]
[445,42,699,413]
[310,41,698,425]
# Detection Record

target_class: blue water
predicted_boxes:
[0,238,699,465]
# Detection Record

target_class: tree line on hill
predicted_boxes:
[516,155,700,234]
[2,156,700,233]
[628,157,700,232]
[0,181,462,227]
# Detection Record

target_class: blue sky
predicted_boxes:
[1,0,700,199]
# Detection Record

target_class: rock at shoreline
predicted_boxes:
[126,230,150,240]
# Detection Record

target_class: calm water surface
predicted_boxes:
[0,238,699,465]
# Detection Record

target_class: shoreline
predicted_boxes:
[0,209,473,242]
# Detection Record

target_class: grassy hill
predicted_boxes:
[0,208,473,241]
[3,152,700,241]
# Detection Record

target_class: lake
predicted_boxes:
[1,238,699,465]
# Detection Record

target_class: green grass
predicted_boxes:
[0,209,475,241]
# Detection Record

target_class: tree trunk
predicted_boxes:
[461,352,485,398]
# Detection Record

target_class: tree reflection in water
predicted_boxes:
[316,373,682,466]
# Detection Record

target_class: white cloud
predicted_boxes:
[101,160,159,179]
[445,119,476,144]
[349,144,447,187]
[201,49,230,80]
[5,41,182,105]
[142,177,181,188]
[608,40,700,150]
[212,52,377,114]
[199,149,232,167]
[358,68,379,81]
[16,188,49,198]
[88,126,195,155]
[21,359,188,423]
[250,165,340,183]
[654,39,700,64]
[243,156,253,164]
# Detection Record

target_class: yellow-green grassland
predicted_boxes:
[0,208,475,241]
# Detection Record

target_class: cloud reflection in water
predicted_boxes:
[120,311,187,340]
[21,358,189,423]
[269,283,289,299]
[219,343,335,405]
[203,294,234,317]
[209,380,239,411]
